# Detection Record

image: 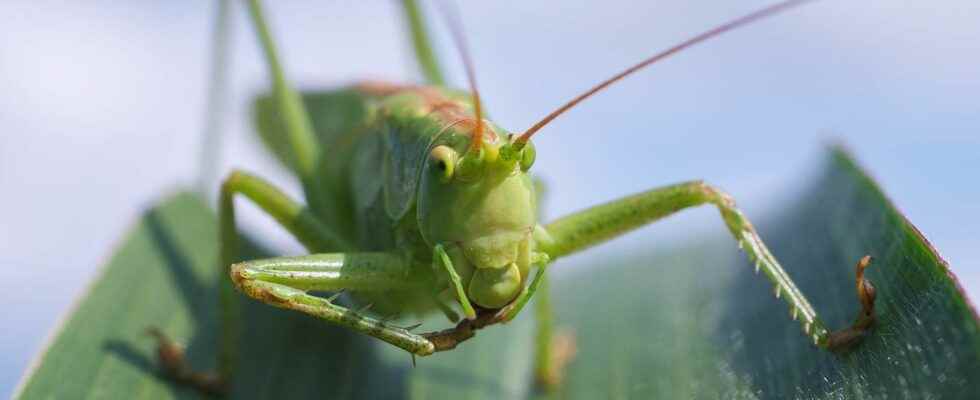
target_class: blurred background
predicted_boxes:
[1,0,977,396]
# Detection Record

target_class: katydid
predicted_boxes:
[150,0,878,395]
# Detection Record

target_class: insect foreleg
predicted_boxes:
[230,253,436,356]
[150,170,350,394]
[434,244,477,320]
[538,180,877,351]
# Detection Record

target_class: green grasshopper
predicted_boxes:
[150,0,878,394]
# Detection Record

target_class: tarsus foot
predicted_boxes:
[826,255,877,352]
[146,327,227,396]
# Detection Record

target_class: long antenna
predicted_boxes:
[438,1,485,152]
[515,0,815,147]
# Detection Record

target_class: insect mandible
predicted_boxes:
[149,0,879,395]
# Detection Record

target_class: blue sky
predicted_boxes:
[1,0,978,395]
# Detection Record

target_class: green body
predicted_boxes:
[255,86,540,314]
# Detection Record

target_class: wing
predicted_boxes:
[382,117,434,221]
[253,88,380,236]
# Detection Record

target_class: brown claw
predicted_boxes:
[422,307,504,352]
[147,327,228,396]
[827,255,878,353]
[856,255,876,316]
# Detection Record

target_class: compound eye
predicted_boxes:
[429,145,457,182]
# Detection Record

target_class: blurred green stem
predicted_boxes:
[196,0,232,198]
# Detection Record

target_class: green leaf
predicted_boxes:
[16,148,979,399]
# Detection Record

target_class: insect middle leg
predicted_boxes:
[536,180,877,351]
[149,170,349,394]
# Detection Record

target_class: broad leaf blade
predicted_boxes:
[719,150,980,398]
[17,148,979,399]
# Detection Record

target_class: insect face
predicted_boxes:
[417,129,538,308]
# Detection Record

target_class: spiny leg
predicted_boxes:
[536,180,877,351]
[230,253,436,356]
[150,170,347,394]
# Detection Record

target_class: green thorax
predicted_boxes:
[255,83,480,252]
[339,84,492,256]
